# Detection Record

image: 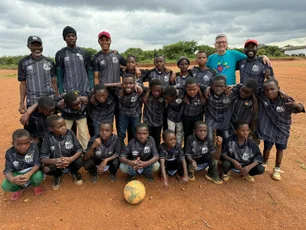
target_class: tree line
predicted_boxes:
[0,41,287,67]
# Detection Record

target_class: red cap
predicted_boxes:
[244,39,258,47]
[98,31,111,39]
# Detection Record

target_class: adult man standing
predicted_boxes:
[18,36,57,114]
[207,34,270,85]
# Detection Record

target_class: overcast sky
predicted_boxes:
[1,0,306,57]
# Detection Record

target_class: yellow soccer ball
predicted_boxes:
[124,180,146,204]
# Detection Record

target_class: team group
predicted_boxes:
[2,26,304,201]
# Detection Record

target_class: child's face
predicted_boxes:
[212,80,226,96]
[151,85,162,98]
[99,124,112,141]
[186,83,199,98]
[194,124,208,140]
[95,89,108,103]
[13,136,31,154]
[264,81,279,100]
[49,118,67,136]
[164,95,176,104]
[28,42,43,58]
[69,98,82,110]
[136,127,149,144]
[122,77,135,94]
[196,53,207,67]
[98,36,111,51]
[164,133,176,149]
[239,86,254,99]
[235,124,250,139]
[154,57,165,71]
[39,105,55,117]
[179,60,189,72]
[244,43,258,59]
[65,33,77,47]
[126,57,136,71]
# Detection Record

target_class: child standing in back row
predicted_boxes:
[258,79,304,181]
[143,79,166,149]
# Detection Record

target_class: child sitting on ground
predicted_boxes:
[1,129,43,201]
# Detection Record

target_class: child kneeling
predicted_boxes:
[1,129,43,201]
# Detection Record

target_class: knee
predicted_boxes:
[74,157,84,168]
[221,160,231,171]
[257,164,265,175]
[151,161,160,172]
[31,171,44,184]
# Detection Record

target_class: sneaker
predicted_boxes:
[91,174,99,184]
[223,173,230,182]
[72,172,84,185]
[272,167,282,181]
[205,174,223,185]
[11,190,23,201]
[52,176,62,190]
[108,173,117,182]
[126,174,136,182]
[188,171,196,181]
[244,174,255,183]
[33,185,44,196]
[143,173,154,182]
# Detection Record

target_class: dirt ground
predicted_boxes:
[0,60,306,230]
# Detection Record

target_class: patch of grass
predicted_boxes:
[0,73,17,78]
[0,64,18,69]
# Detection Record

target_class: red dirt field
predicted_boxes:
[0,60,306,230]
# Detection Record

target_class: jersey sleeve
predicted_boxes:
[33,144,41,167]
[18,60,26,81]
[120,142,132,158]
[113,138,122,157]
[118,54,126,66]
[3,150,14,174]
[184,136,193,156]
[40,137,51,159]
[70,130,83,153]
[55,50,64,93]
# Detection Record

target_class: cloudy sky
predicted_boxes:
[1,0,306,57]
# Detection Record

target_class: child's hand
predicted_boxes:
[135,67,141,78]
[11,175,28,186]
[135,85,143,95]
[241,165,251,177]
[61,157,70,167]
[264,69,271,79]
[93,138,101,148]
[225,86,233,96]
[192,160,197,170]
[56,158,67,168]
[20,112,30,126]
[285,101,301,108]
[97,160,107,174]
[163,180,169,190]
[233,160,242,171]
[216,136,223,146]
[204,87,211,98]
[19,104,27,114]
[58,99,65,109]
[170,72,176,84]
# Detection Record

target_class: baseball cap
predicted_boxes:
[27,36,42,45]
[98,31,111,39]
[244,39,258,47]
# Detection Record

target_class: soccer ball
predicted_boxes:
[124,180,146,204]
